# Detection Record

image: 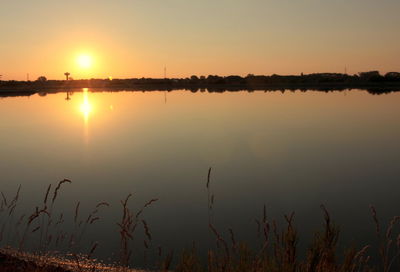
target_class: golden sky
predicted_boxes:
[0,0,399,80]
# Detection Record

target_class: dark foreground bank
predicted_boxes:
[0,251,71,272]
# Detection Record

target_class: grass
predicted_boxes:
[1,169,400,271]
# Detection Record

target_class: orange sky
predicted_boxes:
[0,0,399,80]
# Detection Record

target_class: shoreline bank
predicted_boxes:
[1,82,400,98]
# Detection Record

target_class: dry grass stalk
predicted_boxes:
[75,202,81,224]
[2,173,400,272]
[96,202,110,208]
[52,179,72,204]
[1,191,8,207]
[142,220,152,241]
[43,184,52,205]
[8,184,21,209]
[88,242,99,259]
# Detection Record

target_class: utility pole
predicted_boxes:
[164,65,167,79]
[27,73,30,81]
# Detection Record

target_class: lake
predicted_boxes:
[1,89,400,267]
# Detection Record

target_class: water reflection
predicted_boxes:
[80,88,92,121]
[65,90,73,101]
[79,88,93,143]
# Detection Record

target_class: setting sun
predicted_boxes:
[77,54,93,69]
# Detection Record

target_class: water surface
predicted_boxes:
[1,89,400,265]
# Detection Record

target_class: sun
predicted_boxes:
[77,54,93,69]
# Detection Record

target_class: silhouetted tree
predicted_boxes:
[36,76,47,82]
[385,72,400,81]
[359,71,381,81]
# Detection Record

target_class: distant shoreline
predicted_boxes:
[1,73,400,97]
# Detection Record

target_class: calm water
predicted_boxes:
[1,89,400,266]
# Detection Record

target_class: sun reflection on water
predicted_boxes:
[79,88,93,143]
[80,88,92,122]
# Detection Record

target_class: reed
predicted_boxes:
[171,169,400,272]
[0,171,400,272]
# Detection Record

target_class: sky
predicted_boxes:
[0,0,399,80]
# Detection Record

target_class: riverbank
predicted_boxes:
[1,73,400,95]
[1,82,400,99]
[0,249,142,272]
[0,250,71,272]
